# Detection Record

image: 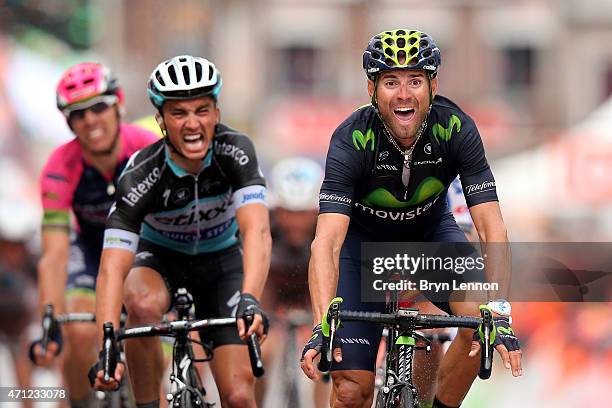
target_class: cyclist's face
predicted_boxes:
[368,70,437,146]
[161,97,220,162]
[69,101,120,154]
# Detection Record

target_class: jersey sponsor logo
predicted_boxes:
[154,199,233,227]
[355,195,441,221]
[352,128,375,151]
[376,164,399,171]
[172,187,191,205]
[135,251,154,260]
[424,143,432,154]
[379,150,389,161]
[46,173,68,182]
[319,192,352,206]
[242,189,265,204]
[121,167,160,207]
[215,141,250,165]
[432,114,462,143]
[465,181,496,196]
[362,177,444,208]
[412,157,442,166]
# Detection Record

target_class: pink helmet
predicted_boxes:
[56,62,124,112]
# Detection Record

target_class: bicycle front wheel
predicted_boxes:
[397,387,416,408]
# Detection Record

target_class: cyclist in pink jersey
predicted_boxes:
[29,62,158,407]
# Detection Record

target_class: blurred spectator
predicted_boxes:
[259,157,330,408]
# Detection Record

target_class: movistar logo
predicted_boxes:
[352,128,375,151]
[432,114,462,143]
[362,177,444,208]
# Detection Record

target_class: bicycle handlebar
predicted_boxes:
[112,315,265,378]
[318,307,494,380]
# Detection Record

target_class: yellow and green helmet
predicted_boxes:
[363,29,441,80]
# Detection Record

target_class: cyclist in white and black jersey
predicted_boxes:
[91,55,272,408]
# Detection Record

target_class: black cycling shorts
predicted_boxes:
[133,239,244,349]
[331,214,481,372]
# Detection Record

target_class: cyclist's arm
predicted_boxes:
[37,229,70,314]
[469,201,510,300]
[95,246,135,341]
[308,213,350,325]
[235,202,272,299]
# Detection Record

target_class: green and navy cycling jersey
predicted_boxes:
[319,95,497,239]
[103,124,266,255]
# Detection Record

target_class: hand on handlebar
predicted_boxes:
[300,297,343,381]
[469,314,522,377]
[88,352,125,391]
[236,293,269,342]
[29,305,63,366]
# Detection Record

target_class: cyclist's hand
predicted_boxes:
[236,293,270,342]
[88,353,125,391]
[28,340,61,366]
[469,316,522,377]
[300,324,324,380]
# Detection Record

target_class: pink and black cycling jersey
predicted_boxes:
[40,124,158,253]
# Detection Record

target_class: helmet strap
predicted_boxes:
[158,111,190,160]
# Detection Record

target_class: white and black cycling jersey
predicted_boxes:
[103,124,266,255]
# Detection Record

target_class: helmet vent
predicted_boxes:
[409,37,418,45]
[420,40,429,48]
[423,50,432,58]
[384,38,394,46]
[168,65,178,84]
[208,65,214,80]
[397,29,406,35]
[182,66,191,85]
[385,57,394,66]
[374,41,382,50]
[384,48,394,57]
[372,52,380,60]
[66,84,76,90]
[84,78,94,85]
[397,38,406,48]
[194,62,203,82]
[156,72,165,86]
[397,50,406,65]
[410,47,418,56]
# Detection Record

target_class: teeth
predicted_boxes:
[184,134,201,141]
[395,108,414,112]
[89,129,103,139]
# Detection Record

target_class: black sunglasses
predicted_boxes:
[68,101,112,122]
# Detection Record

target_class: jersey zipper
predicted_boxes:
[193,174,199,254]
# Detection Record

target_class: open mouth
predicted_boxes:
[393,107,415,122]
[184,134,204,143]
[88,128,104,140]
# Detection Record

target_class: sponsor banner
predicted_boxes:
[361,242,612,302]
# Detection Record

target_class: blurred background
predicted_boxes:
[0,0,611,407]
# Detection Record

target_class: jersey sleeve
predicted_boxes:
[451,117,498,207]
[215,133,267,209]
[318,124,365,216]
[104,148,162,252]
[39,143,82,231]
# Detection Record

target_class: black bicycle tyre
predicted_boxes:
[374,389,386,408]
[397,386,416,408]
